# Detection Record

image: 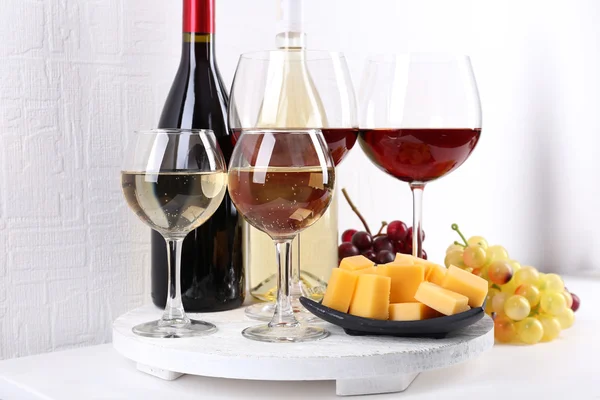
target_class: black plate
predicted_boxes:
[299,297,485,339]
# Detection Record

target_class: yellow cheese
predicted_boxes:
[322,268,358,313]
[348,274,391,320]
[377,263,425,303]
[353,266,379,275]
[339,255,375,272]
[393,253,416,265]
[426,264,447,287]
[441,265,488,307]
[414,282,470,316]
[389,302,441,321]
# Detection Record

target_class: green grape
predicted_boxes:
[488,260,513,285]
[494,314,517,343]
[515,283,541,307]
[513,266,540,286]
[538,315,562,342]
[467,236,488,249]
[540,292,567,316]
[509,260,521,273]
[517,317,544,344]
[446,244,465,254]
[504,295,531,321]
[492,292,509,314]
[562,291,573,309]
[500,277,518,295]
[485,287,500,315]
[541,273,564,293]
[463,245,487,269]
[487,245,509,263]
[444,250,464,268]
[556,308,575,329]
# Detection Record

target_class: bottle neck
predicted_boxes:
[276,0,306,49]
[182,33,215,62]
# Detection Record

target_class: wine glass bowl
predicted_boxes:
[121,129,227,338]
[359,53,482,257]
[228,129,335,342]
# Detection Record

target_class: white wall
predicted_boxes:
[1,0,598,360]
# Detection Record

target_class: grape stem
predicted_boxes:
[374,221,388,237]
[451,223,468,246]
[341,188,371,234]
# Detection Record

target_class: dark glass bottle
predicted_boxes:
[151,0,244,311]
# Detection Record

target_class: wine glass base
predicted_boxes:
[242,323,330,343]
[132,319,217,338]
[245,300,322,323]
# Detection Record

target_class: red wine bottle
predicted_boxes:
[151,0,244,311]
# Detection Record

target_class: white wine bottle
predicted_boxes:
[245,0,338,303]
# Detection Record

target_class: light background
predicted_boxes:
[0,0,598,359]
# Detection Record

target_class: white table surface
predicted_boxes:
[1,277,599,400]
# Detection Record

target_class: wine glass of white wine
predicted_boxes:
[229,50,357,321]
[121,129,227,338]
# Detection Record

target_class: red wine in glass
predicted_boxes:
[359,128,481,182]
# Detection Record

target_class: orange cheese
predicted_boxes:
[393,253,416,265]
[377,263,425,303]
[353,266,379,275]
[414,282,470,316]
[441,265,488,307]
[425,263,447,286]
[322,268,358,313]
[348,274,391,320]
[339,255,375,272]
[389,302,441,321]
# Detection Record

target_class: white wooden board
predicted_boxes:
[113,305,494,396]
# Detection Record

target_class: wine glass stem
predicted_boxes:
[160,237,190,326]
[410,183,425,258]
[269,239,300,328]
[290,235,305,298]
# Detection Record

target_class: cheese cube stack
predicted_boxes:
[389,303,440,321]
[377,263,425,303]
[348,274,391,320]
[339,255,375,272]
[322,268,358,313]
[441,265,488,307]
[414,282,470,316]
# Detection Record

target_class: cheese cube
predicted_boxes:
[389,302,441,321]
[414,282,470,316]
[353,266,379,275]
[393,253,416,265]
[322,268,358,313]
[378,263,425,303]
[349,274,391,320]
[339,255,375,272]
[426,264,447,287]
[441,265,488,307]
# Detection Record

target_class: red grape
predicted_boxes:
[362,250,377,262]
[387,220,408,242]
[373,236,393,253]
[392,240,404,253]
[570,292,580,312]
[376,250,395,264]
[341,229,357,243]
[338,242,359,259]
[407,226,426,243]
[351,231,373,251]
[421,249,427,260]
[404,242,413,255]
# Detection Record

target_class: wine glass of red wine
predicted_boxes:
[358,54,482,258]
[229,50,357,322]
[121,129,227,338]
[228,129,335,342]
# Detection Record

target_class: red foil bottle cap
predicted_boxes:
[183,0,214,33]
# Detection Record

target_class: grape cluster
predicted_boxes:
[338,220,427,264]
[447,224,580,345]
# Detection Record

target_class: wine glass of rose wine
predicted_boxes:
[121,129,227,338]
[359,53,482,258]
[229,50,357,322]
[228,129,335,342]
